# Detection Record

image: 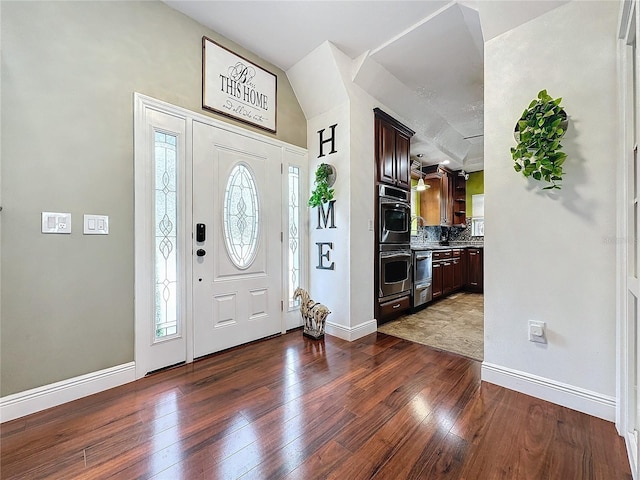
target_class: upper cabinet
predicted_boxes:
[420,165,466,227]
[453,174,467,227]
[374,108,415,190]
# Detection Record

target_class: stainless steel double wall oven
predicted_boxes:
[378,185,412,302]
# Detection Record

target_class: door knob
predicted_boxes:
[196,249,206,257]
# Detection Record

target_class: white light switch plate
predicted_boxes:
[42,212,71,234]
[84,214,109,235]
[528,320,547,344]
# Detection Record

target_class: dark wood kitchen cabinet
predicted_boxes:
[460,248,468,287]
[442,258,454,296]
[379,295,411,320]
[432,249,454,299]
[428,247,483,303]
[374,108,415,190]
[453,174,467,227]
[467,248,483,293]
[432,260,443,299]
[444,172,455,226]
[452,248,465,290]
[373,108,414,324]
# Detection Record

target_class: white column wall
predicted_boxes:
[289,41,405,338]
[482,1,619,419]
[306,105,352,333]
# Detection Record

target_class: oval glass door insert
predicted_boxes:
[223,163,260,269]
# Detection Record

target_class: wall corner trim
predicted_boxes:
[481,362,616,422]
[0,362,136,423]
[325,319,377,341]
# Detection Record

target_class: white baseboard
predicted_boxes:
[626,431,638,480]
[326,319,377,341]
[0,362,136,423]
[481,362,616,422]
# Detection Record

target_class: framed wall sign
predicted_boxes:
[202,36,277,133]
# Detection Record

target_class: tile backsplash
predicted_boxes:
[415,218,483,245]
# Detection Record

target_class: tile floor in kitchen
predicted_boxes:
[378,292,483,361]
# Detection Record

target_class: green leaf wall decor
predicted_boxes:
[308,163,335,207]
[512,90,568,190]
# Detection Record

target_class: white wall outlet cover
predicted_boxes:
[84,214,109,235]
[528,320,547,344]
[41,212,71,234]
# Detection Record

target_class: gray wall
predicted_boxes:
[1,1,306,396]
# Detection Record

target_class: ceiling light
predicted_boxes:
[440,160,450,165]
[414,170,430,192]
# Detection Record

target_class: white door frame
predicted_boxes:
[133,93,307,379]
[282,149,309,331]
[617,0,639,477]
[134,96,193,379]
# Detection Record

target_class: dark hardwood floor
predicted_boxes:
[0,331,631,479]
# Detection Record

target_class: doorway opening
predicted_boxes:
[378,171,485,361]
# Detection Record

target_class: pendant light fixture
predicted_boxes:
[414,154,429,191]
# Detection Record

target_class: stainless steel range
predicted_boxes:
[412,250,432,308]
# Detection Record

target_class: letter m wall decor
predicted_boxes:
[202,36,277,133]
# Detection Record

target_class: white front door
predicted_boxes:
[192,121,283,357]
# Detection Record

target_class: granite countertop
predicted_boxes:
[411,243,484,251]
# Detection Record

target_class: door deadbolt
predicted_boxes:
[196,223,206,242]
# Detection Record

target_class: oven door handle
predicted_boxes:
[381,252,412,260]
[380,199,411,209]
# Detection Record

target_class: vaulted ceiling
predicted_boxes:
[164,1,568,172]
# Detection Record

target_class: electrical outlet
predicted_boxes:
[528,320,547,344]
[41,212,71,234]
